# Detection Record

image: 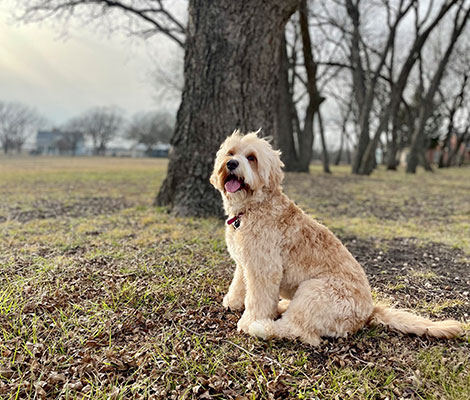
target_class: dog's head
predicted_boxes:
[210,130,284,203]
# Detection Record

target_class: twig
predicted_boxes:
[223,339,283,367]
[180,323,283,367]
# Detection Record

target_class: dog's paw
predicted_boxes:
[248,321,267,339]
[237,312,254,333]
[223,294,244,311]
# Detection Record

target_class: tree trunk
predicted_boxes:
[386,131,398,170]
[156,0,298,216]
[295,0,324,172]
[345,0,368,174]
[358,108,390,175]
[334,130,344,166]
[447,132,468,167]
[277,34,300,171]
[317,109,331,173]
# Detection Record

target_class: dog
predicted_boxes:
[210,130,462,345]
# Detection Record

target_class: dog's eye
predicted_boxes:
[227,151,234,156]
[247,155,256,162]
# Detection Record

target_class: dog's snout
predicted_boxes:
[227,159,239,171]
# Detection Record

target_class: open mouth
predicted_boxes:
[224,174,244,193]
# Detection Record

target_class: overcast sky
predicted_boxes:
[0,1,182,127]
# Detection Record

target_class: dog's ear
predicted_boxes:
[257,144,284,190]
[209,171,218,189]
[268,149,284,190]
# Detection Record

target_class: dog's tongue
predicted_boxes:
[225,178,241,193]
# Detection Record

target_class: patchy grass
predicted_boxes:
[286,165,470,253]
[0,157,469,399]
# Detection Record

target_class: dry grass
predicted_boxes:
[0,157,469,399]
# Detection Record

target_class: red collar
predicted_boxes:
[227,213,244,228]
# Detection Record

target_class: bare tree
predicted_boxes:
[72,106,124,155]
[436,40,470,168]
[406,2,470,173]
[127,111,173,154]
[277,0,336,173]
[358,0,460,175]
[0,101,40,154]
[303,0,418,173]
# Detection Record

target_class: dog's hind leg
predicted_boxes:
[249,278,371,346]
[249,317,321,346]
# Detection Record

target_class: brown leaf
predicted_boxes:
[48,371,66,384]
[0,368,14,379]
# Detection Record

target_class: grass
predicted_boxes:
[0,156,469,399]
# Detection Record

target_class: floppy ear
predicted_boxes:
[209,171,218,188]
[267,149,284,190]
[257,142,284,190]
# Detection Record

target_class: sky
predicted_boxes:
[0,1,182,128]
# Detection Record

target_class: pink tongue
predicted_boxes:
[225,178,241,193]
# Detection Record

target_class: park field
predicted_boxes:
[0,156,469,399]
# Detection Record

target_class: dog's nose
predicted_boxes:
[227,159,239,171]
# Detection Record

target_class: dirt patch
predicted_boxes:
[0,197,132,223]
[342,236,470,320]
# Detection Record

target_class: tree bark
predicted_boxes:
[156,0,299,216]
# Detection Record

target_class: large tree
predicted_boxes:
[406,3,470,173]
[155,0,299,216]
[19,0,298,216]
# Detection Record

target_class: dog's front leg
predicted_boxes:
[223,263,246,311]
[237,255,282,333]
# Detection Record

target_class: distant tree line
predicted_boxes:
[0,101,41,154]
[0,102,174,156]
[65,107,174,156]
[14,0,470,217]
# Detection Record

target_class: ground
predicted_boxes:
[0,156,469,400]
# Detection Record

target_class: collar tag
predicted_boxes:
[227,213,243,229]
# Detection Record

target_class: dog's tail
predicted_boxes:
[369,304,462,339]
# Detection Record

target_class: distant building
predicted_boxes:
[104,143,170,158]
[35,129,86,155]
[147,143,171,158]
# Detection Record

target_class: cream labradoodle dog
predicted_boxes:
[210,130,462,345]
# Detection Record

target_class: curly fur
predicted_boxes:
[210,130,463,345]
